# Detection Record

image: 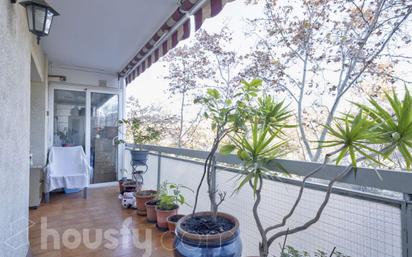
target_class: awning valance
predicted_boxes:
[122,0,233,85]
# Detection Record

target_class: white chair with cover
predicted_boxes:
[44,146,91,202]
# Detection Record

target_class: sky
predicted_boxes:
[125,0,412,119]
[126,1,265,116]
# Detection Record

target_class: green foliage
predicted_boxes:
[217,81,294,193]
[257,96,294,131]
[321,111,383,168]
[356,88,412,169]
[118,118,161,145]
[280,246,350,257]
[194,79,263,133]
[229,121,289,194]
[157,182,193,211]
[322,88,412,170]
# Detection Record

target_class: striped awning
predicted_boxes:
[122,0,233,85]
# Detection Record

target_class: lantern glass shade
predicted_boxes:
[20,0,59,42]
[44,10,54,34]
[34,5,47,32]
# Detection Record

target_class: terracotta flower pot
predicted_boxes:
[156,205,178,230]
[167,214,185,234]
[174,212,242,257]
[118,178,133,194]
[136,190,157,216]
[145,200,159,223]
[118,180,124,194]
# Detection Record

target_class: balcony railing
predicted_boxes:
[124,144,412,257]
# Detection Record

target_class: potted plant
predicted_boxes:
[223,85,412,256]
[167,214,185,234]
[136,189,157,216]
[156,182,192,231]
[145,199,159,223]
[118,118,162,166]
[174,80,262,257]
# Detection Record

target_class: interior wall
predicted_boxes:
[0,2,33,257]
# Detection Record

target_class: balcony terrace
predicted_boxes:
[28,144,412,257]
[2,0,412,257]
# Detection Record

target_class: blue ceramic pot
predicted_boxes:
[174,212,242,257]
[130,150,149,166]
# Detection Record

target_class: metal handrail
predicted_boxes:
[125,143,412,257]
[126,144,412,195]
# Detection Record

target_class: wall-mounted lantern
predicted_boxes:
[14,0,59,44]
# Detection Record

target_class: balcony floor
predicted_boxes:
[29,186,174,257]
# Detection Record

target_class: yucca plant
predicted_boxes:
[354,88,412,170]
[321,111,384,169]
[229,120,288,193]
[221,90,293,257]
[222,81,411,257]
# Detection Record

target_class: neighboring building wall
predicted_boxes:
[0,2,34,257]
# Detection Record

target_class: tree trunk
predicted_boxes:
[177,90,186,148]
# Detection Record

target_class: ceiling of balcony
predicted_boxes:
[40,0,178,74]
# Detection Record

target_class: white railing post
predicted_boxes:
[402,193,412,257]
[157,151,162,192]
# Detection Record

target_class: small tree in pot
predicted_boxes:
[223,87,412,256]
[118,118,162,166]
[174,80,262,257]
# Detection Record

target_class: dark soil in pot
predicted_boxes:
[137,190,157,196]
[146,199,159,205]
[174,212,242,257]
[180,215,235,235]
[169,214,184,223]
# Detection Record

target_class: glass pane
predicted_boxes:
[33,6,46,32]
[53,90,86,149]
[44,10,54,34]
[27,6,33,31]
[90,93,119,183]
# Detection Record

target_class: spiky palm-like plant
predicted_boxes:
[222,82,412,257]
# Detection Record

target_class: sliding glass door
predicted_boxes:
[51,87,121,184]
[90,92,119,183]
[53,89,86,148]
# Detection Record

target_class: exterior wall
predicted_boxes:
[49,65,119,89]
[0,2,34,257]
[30,48,48,168]
[30,81,47,167]
[31,42,46,82]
